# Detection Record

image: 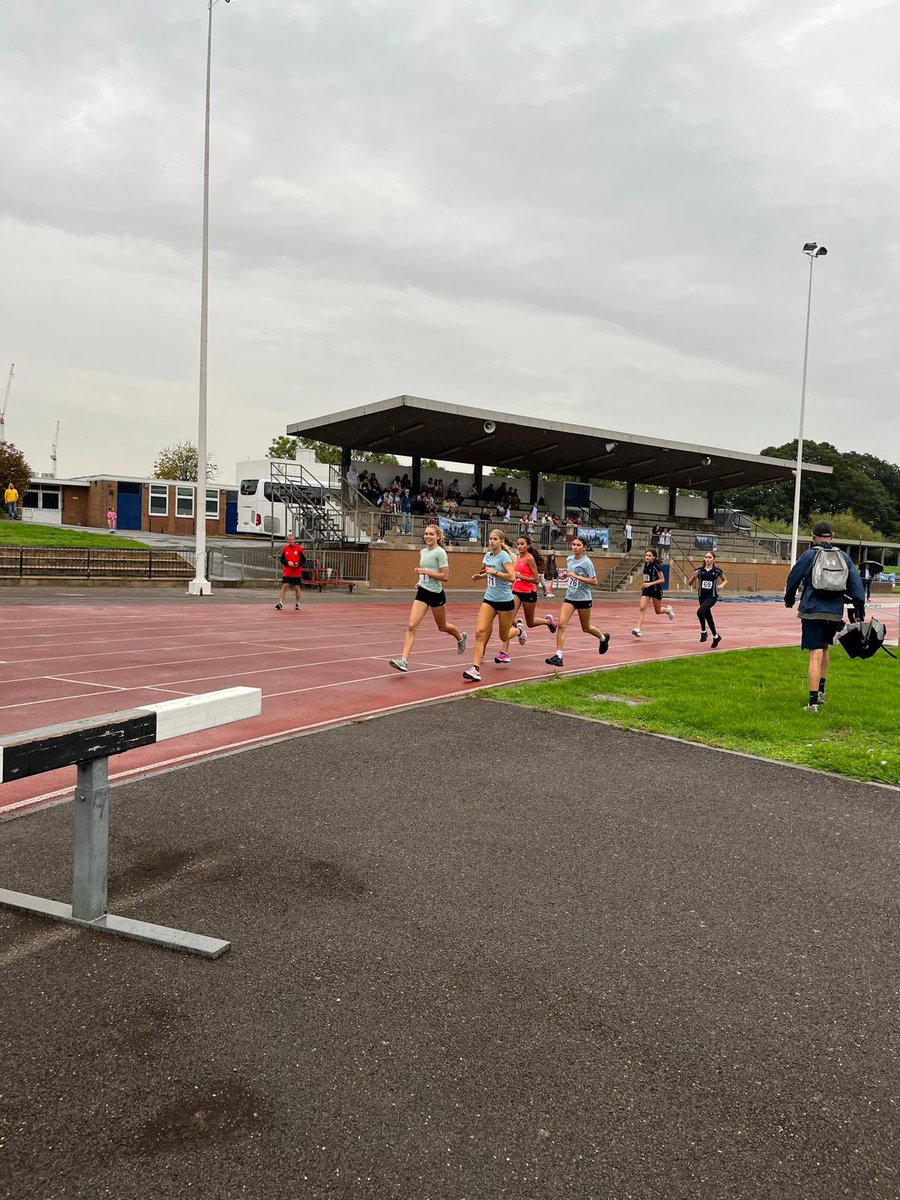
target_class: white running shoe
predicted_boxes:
[457,632,468,656]
[463,666,481,682]
[545,591,555,599]
[516,619,528,646]
[631,627,642,638]
[389,657,408,672]
[666,605,675,621]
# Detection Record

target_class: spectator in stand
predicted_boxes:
[565,516,576,550]
[510,489,521,510]
[369,473,382,496]
[650,523,662,551]
[448,478,462,500]
[400,473,412,491]
[483,482,496,503]
[400,488,413,534]
[412,492,427,516]
[346,463,360,491]
[469,482,481,502]
[624,519,633,553]
[659,528,672,561]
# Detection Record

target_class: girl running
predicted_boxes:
[631,549,675,637]
[686,552,727,647]
[389,524,467,672]
[545,536,611,667]
[463,529,516,682]
[495,536,558,664]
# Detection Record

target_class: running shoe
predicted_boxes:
[598,633,611,655]
[666,605,675,621]
[545,591,555,600]
[711,635,722,648]
[463,666,481,682]
[294,604,300,611]
[457,632,468,656]
[494,652,511,664]
[631,628,642,638]
[700,631,708,643]
[275,602,283,611]
[817,691,827,704]
[516,619,527,646]
[545,613,558,634]
[803,703,820,713]
[545,653,564,667]
[388,657,409,672]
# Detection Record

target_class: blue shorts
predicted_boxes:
[800,618,842,651]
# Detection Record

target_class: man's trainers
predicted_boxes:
[817,691,827,704]
[463,666,481,682]
[711,635,722,648]
[294,603,301,611]
[598,633,611,655]
[700,631,708,643]
[804,703,820,712]
[494,652,511,664]
[545,653,564,668]
[666,605,675,621]
[457,632,468,656]
[275,602,283,611]
[545,613,558,634]
[515,619,527,646]
[631,627,642,638]
[388,657,409,672]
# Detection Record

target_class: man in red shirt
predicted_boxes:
[275,534,306,611]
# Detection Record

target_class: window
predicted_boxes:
[240,479,259,496]
[41,489,60,510]
[205,488,219,520]
[149,484,168,516]
[176,486,194,518]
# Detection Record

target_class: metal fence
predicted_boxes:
[206,546,369,585]
[0,547,195,579]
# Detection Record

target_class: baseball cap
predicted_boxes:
[811,520,833,537]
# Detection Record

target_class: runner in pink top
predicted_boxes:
[494,535,558,664]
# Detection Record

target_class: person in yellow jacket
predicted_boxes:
[4,483,19,520]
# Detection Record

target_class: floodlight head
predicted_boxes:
[815,246,828,257]
[802,242,818,253]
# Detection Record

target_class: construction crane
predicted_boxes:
[49,421,60,478]
[0,363,13,445]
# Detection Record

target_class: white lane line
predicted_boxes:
[46,676,128,689]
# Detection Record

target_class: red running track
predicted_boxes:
[0,594,807,818]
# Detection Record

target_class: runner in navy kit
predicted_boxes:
[463,528,516,682]
[545,536,610,668]
[631,548,674,637]
[495,536,558,664]
[686,552,728,647]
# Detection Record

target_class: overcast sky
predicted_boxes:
[2,0,898,483]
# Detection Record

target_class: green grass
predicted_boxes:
[490,647,900,785]
[0,522,149,549]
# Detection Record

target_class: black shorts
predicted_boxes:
[563,597,592,610]
[642,588,663,601]
[514,590,539,605]
[484,598,516,612]
[415,586,446,608]
[281,575,302,586]
[801,617,842,651]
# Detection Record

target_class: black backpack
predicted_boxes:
[837,617,897,660]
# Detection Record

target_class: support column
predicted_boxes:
[529,471,539,506]
[473,464,483,495]
[72,758,109,922]
[626,481,636,513]
[707,490,716,520]
[668,486,678,519]
[340,446,352,504]
[412,456,422,493]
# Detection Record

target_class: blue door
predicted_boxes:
[116,484,142,530]
[225,499,238,534]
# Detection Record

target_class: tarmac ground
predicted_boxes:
[1,699,897,1200]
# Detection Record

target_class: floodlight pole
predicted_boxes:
[189,0,227,595]
[789,244,826,565]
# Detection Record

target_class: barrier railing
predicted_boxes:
[0,687,262,958]
[0,546,196,578]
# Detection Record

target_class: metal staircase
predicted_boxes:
[268,461,373,548]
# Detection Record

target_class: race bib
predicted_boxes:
[701,579,713,589]
[419,572,429,586]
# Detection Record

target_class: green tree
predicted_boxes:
[0,442,33,514]
[267,435,297,460]
[268,434,399,467]
[151,441,218,482]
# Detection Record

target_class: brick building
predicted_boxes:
[22,475,238,536]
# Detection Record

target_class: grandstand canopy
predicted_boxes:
[288,395,831,491]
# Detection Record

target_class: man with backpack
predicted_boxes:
[784,520,866,712]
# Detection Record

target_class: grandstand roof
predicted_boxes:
[287,396,832,491]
